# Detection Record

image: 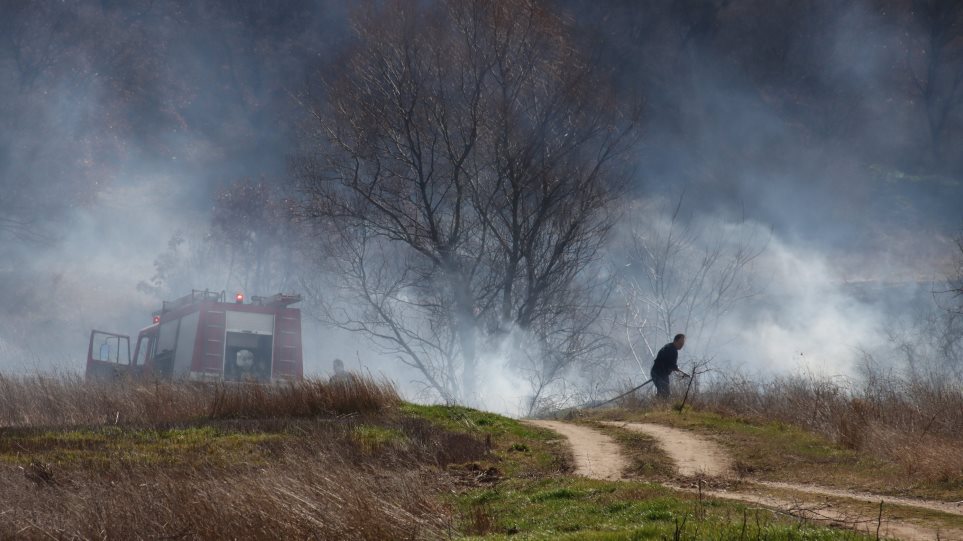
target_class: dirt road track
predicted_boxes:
[527,419,963,541]
[600,421,731,477]
[691,486,941,541]
[602,421,963,519]
[525,420,627,481]
[756,481,963,518]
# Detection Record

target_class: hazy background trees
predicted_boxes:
[907,0,963,165]
[136,180,302,302]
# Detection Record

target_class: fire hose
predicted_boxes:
[579,378,653,409]
[580,371,691,409]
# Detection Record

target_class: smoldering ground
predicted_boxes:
[0,0,960,416]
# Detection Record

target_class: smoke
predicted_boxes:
[559,0,963,396]
[0,1,960,413]
[470,330,536,416]
[0,1,351,371]
[708,228,891,375]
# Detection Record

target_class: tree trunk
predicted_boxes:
[449,271,478,402]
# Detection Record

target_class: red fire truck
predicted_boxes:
[86,290,303,382]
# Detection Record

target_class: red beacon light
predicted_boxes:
[235,292,244,304]
[152,315,161,324]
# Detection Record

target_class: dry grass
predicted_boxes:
[0,373,400,427]
[2,445,450,539]
[0,374,485,540]
[209,376,402,419]
[673,369,963,488]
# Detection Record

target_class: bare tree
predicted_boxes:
[879,233,963,380]
[615,194,767,376]
[295,0,635,406]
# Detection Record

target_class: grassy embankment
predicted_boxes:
[0,374,874,539]
[581,373,963,502]
[584,406,963,533]
[412,404,875,540]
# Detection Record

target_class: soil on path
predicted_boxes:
[525,420,627,481]
[529,419,963,541]
[693,485,944,541]
[757,481,963,518]
[600,421,731,477]
[602,421,963,518]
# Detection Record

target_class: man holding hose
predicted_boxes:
[651,334,689,398]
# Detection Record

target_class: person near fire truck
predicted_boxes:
[329,358,356,385]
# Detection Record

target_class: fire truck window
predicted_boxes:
[157,320,178,355]
[172,311,199,376]
[153,320,179,378]
[90,332,129,365]
[224,332,272,382]
[135,336,152,366]
[94,336,127,364]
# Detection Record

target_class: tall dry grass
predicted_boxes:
[0,374,483,539]
[2,447,450,539]
[678,369,963,485]
[0,373,400,427]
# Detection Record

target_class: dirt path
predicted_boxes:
[525,420,627,481]
[602,421,963,519]
[757,481,963,518]
[530,419,963,541]
[600,421,731,477]
[693,486,942,541]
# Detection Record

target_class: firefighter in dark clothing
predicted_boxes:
[651,334,689,398]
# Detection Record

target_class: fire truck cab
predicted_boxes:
[86,290,303,382]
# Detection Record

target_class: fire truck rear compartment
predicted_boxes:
[85,291,303,382]
[224,332,273,382]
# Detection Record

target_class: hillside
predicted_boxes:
[0,375,911,540]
